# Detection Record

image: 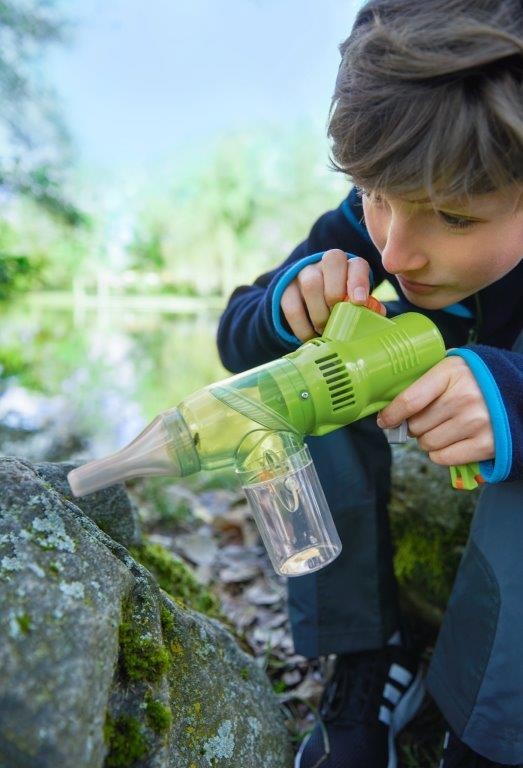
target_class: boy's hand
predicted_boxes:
[377,357,495,466]
[280,249,372,341]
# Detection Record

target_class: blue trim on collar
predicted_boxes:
[441,303,474,319]
[447,348,512,482]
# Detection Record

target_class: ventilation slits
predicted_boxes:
[315,352,355,412]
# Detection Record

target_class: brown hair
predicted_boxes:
[328,0,523,202]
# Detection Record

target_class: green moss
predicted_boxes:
[130,540,222,620]
[16,613,31,634]
[160,603,175,635]
[145,694,173,734]
[104,714,148,767]
[119,620,170,683]
[391,512,469,609]
[240,667,249,681]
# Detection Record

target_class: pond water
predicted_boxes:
[0,297,229,457]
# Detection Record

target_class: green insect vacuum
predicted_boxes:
[68,301,481,576]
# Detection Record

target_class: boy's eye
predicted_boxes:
[438,211,475,229]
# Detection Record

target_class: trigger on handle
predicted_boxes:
[450,462,484,491]
[384,420,409,444]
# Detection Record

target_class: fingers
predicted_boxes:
[296,264,330,334]
[345,256,372,303]
[377,357,495,467]
[378,361,452,427]
[280,281,316,341]
[279,250,373,342]
[413,415,493,459]
[427,437,494,466]
[407,397,488,444]
[321,249,350,307]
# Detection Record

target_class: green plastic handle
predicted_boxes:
[449,462,484,490]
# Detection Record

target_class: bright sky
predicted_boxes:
[47,0,362,174]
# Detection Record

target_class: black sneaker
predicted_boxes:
[440,728,523,768]
[294,645,425,768]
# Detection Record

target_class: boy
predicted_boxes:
[217,1,523,766]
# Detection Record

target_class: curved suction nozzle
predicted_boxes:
[67,408,200,497]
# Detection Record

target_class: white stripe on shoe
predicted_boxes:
[389,663,413,687]
[438,730,451,768]
[383,682,402,705]
[294,664,425,768]
[387,668,425,768]
[379,704,392,725]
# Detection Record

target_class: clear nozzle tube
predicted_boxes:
[67,408,199,497]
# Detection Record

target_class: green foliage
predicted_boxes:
[0,252,43,300]
[128,225,166,270]
[0,218,44,300]
[1,125,345,300]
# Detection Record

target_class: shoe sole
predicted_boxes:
[294,668,426,768]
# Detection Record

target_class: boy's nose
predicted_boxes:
[380,218,429,275]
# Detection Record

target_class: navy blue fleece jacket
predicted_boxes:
[217,187,523,483]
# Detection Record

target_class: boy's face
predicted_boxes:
[362,186,523,309]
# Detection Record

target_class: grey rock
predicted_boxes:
[0,457,133,768]
[34,461,141,548]
[0,458,293,768]
[391,441,478,527]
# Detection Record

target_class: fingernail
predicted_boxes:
[353,287,366,302]
[376,414,384,428]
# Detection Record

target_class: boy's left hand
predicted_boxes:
[377,357,495,467]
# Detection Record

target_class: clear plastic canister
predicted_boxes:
[238,445,342,576]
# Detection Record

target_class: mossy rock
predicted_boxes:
[35,461,142,548]
[390,443,480,624]
[129,540,223,621]
[0,458,293,768]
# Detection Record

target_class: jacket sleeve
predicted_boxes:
[217,187,385,372]
[447,343,523,483]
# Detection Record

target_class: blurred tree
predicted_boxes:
[0,1,86,299]
[128,224,166,271]
[0,1,83,221]
[0,218,43,299]
[128,127,348,298]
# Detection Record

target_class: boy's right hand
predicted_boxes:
[280,249,373,342]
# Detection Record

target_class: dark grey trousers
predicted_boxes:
[288,328,523,763]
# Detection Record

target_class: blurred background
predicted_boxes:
[0,0,361,458]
